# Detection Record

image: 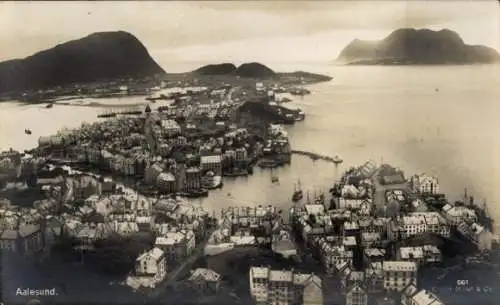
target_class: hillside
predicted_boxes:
[337,28,500,65]
[192,62,276,78]
[194,63,237,75]
[0,31,165,94]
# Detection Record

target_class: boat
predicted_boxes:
[292,180,303,202]
[183,189,209,198]
[119,107,143,115]
[332,155,343,165]
[258,159,279,168]
[45,103,53,108]
[97,110,117,118]
[24,129,32,135]
[271,168,279,183]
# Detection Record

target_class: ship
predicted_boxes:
[292,180,303,202]
[24,129,32,135]
[45,103,54,108]
[97,110,117,118]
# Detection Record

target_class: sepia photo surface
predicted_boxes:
[0,1,499,305]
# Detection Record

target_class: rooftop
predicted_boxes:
[382,261,418,272]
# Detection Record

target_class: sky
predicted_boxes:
[1,1,499,71]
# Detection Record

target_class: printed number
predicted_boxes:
[457,280,469,286]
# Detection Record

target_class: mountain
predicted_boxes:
[0,31,165,94]
[192,62,276,78]
[234,62,276,78]
[337,28,500,65]
[194,63,237,75]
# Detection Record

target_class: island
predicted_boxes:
[336,28,500,65]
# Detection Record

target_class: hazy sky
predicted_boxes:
[1,1,499,69]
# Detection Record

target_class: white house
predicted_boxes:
[135,247,167,284]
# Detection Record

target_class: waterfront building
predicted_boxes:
[442,204,477,226]
[185,167,202,192]
[200,155,222,176]
[235,147,248,164]
[346,283,368,305]
[134,247,167,285]
[382,261,418,292]
[249,267,323,305]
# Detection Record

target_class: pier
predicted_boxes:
[291,150,342,164]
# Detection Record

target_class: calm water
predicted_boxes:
[1,64,499,222]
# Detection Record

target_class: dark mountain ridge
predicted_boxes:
[193,62,276,78]
[0,31,165,94]
[337,28,500,65]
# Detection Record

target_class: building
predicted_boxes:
[410,174,440,195]
[442,204,477,226]
[363,248,386,265]
[134,247,167,284]
[186,268,221,295]
[402,285,445,305]
[0,224,44,257]
[382,261,418,292]
[200,155,222,176]
[458,222,493,251]
[157,172,177,194]
[409,212,450,238]
[145,163,163,185]
[161,119,181,137]
[154,230,195,262]
[185,167,202,192]
[249,267,323,305]
[346,284,368,305]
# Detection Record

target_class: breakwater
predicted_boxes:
[291,150,342,164]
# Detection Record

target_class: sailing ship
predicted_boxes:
[292,180,303,202]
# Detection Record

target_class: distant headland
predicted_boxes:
[337,28,500,65]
